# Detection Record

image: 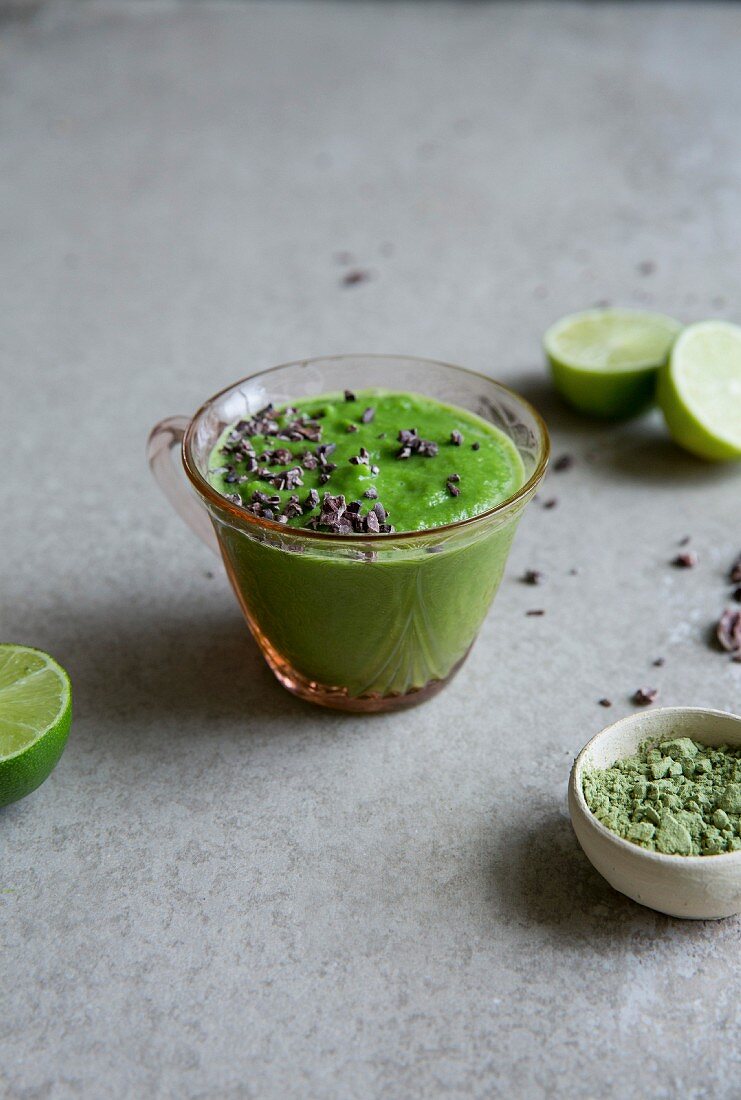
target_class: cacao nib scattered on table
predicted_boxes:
[730,554,741,584]
[632,687,658,706]
[717,609,741,654]
[521,570,543,585]
[341,270,370,287]
[672,552,698,568]
[526,609,545,616]
[598,698,612,708]
[553,454,574,472]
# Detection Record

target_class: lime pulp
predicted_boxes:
[0,644,72,808]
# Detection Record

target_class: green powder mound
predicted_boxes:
[582,738,741,856]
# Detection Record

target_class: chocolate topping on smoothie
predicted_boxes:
[209,389,524,535]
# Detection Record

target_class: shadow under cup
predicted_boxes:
[153,357,549,712]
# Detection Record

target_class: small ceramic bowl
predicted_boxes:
[569,707,741,920]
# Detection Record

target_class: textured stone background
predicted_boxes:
[1,2,740,1097]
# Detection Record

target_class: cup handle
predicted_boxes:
[147,416,220,555]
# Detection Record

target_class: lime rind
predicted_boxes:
[658,321,741,460]
[544,308,682,419]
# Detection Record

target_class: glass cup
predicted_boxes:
[148,356,549,712]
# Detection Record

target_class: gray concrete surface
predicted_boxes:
[2,2,741,1097]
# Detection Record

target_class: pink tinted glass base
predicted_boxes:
[260,635,474,713]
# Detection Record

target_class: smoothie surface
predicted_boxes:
[207,389,525,533]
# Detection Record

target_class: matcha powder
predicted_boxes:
[582,738,741,856]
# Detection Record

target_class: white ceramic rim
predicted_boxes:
[571,706,741,866]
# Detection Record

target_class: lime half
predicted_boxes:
[658,320,741,461]
[544,308,682,418]
[0,644,72,808]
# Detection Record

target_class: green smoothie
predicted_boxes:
[208,389,523,533]
[206,390,527,699]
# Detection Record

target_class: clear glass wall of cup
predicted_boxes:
[148,356,550,712]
